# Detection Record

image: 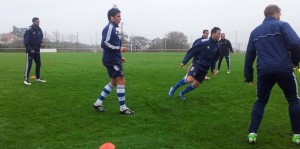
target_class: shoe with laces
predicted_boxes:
[120,108,134,115]
[248,133,257,144]
[93,104,106,112]
[293,134,300,144]
[24,80,31,85]
[36,78,47,83]
[179,92,186,100]
[169,87,175,97]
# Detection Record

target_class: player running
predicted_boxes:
[169,27,221,99]
[183,29,215,80]
[93,7,134,115]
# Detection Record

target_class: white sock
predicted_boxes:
[94,99,103,106]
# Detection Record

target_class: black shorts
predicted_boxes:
[105,64,124,79]
[188,65,207,83]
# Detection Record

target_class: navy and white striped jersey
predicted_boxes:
[101,22,122,66]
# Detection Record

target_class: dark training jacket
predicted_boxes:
[101,22,122,66]
[244,16,300,82]
[182,37,220,72]
[219,38,233,55]
[23,25,43,53]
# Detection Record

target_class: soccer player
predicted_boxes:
[183,29,214,80]
[216,33,233,73]
[169,27,221,99]
[23,17,46,85]
[244,4,300,144]
[93,8,134,115]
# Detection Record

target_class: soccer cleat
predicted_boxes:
[248,133,257,144]
[293,134,300,144]
[205,76,210,80]
[36,78,47,83]
[215,70,219,73]
[93,104,106,112]
[24,80,31,85]
[227,70,230,73]
[169,87,175,97]
[120,108,134,115]
[179,92,186,100]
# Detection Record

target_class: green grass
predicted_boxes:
[0,52,299,149]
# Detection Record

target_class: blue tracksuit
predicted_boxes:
[182,37,219,73]
[244,16,300,134]
[101,22,122,66]
[23,25,43,53]
[23,25,43,80]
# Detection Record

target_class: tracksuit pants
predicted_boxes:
[24,53,41,80]
[248,72,300,134]
[217,54,230,70]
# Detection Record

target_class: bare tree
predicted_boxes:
[165,31,189,49]
[129,36,149,49]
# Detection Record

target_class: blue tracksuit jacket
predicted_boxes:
[23,25,43,53]
[244,16,300,82]
[101,22,122,66]
[182,37,219,72]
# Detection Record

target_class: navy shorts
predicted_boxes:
[105,64,124,79]
[188,65,207,83]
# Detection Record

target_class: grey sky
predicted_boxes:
[1,0,300,48]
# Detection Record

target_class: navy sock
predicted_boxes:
[181,84,195,95]
[173,78,187,90]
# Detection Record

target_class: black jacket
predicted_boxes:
[219,38,233,55]
[23,25,43,53]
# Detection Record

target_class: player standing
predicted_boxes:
[93,8,134,115]
[216,33,233,73]
[23,17,46,85]
[169,27,221,99]
[244,4,300,144]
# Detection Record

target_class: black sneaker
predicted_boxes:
[120,108,134,115]
[93,104,106,112]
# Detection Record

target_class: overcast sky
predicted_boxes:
[1,0,300,48]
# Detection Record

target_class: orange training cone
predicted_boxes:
[30,76,36,79]
[99,142,116,149]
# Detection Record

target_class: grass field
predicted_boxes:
[0,52,300,149]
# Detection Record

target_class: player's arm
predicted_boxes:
[181,44,201,67]
[23,30,34,54]
[228,40,233,53]
[281,22,300,66]
[104,25,121,51]
[40,29,45,48]
[244,32,256,85]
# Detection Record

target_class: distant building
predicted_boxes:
[0,33,21,43]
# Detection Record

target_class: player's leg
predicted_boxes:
[113,65,134,115]
[24,53,33,85]
[34,53,46,82]
[179,69,206,100]
[169,65,195,97]
[184,64,193,78]
[93,66,116,112]
[248,74,275,143]
[217,55,224,72]
[276,72,300,144]
[225,54,230,73]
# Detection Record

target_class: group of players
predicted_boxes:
[23,4,300,145]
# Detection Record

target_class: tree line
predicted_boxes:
[0,26,191,50]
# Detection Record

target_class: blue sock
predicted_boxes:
[94,83,114,106]
[173,78,187,90]
[181,84,195,95]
